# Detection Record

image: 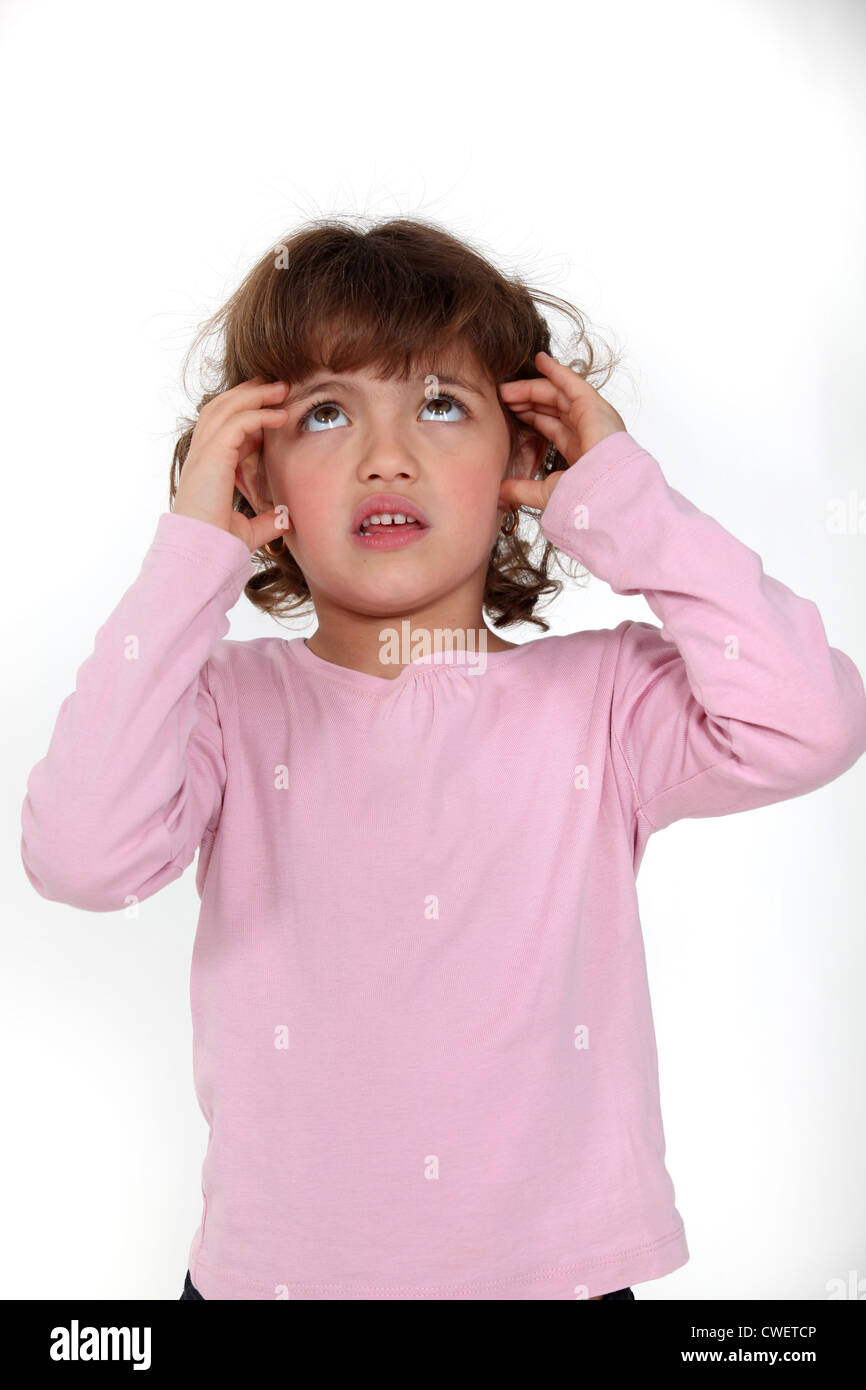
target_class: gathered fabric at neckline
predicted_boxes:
[284,633,538,693]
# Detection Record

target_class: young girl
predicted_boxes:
[20,218,866,1301]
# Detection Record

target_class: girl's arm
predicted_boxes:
[539,430,866,846]
[20,512,252,911]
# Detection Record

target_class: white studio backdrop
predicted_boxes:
[1,0,864,1299]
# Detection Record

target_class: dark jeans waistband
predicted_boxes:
[179,1269,634,1300]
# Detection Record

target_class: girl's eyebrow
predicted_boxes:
[284,373,485,407]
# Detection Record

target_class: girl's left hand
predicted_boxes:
[497,351,628,514]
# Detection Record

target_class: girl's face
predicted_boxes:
[238,349,541,620]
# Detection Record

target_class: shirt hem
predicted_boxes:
[189,1222,689,1300]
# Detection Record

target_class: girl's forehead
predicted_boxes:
[304,330,487,381]
[296,350,490,395]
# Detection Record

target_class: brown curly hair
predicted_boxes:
[169,216,623,632]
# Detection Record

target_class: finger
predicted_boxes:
[504,407,574,460]
[248,507,289,552]
[498,477,555,513]
[503,397,568,421]
[194,406,289,465]
[499,378,560,403]
[226,406,289,446]
[200,379,288,433]
[220,377,288,405]
[533,351,596,400]
[499,379,574,415]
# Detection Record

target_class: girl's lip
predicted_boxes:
[349,522,431,551]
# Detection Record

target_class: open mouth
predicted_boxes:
[359,515,424,536]
[353,515,431,549]
[351,495,432,548]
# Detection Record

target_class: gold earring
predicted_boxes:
[500,507,520,537]
[263,536,285,556]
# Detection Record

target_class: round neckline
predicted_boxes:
[286,633,535,692]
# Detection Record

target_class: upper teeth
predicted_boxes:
[361,513,418,528]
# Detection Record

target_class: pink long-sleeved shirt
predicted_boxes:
[21,430,866,1299]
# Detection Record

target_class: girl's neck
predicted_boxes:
[304,623,519,681]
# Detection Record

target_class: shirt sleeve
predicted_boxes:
[539,430,866,846]
[20,512,253,911]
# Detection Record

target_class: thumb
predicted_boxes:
[248,506,292,553]
[498,476,558,515]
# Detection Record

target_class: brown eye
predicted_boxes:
[300,401,348,432]
[421,394,469,421]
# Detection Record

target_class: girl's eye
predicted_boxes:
[300,400,349,432]
[298,392,470,433]
[419,393,470,422]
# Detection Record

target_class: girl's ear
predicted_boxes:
[234,448,270,512]
[513,429,549,482]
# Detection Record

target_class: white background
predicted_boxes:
[2,0,864,1300]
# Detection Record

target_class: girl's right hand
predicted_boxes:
[173,377,291,553]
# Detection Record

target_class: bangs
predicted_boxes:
[227,219,542,392]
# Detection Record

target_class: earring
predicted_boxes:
[500,507,520,537]
[263,536,285,556]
